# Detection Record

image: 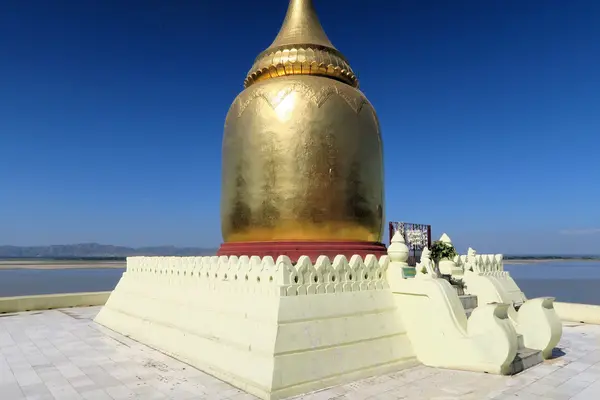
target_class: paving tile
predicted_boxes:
[78,388,113,400]
[38,368,71,388]
[86,370,123,388]
[12,367,43,387]
[570,370,600,384]
[537,367,579,387]
[103,384,137,399]
[0,366,17,385]
[20,382,53,398]
[25,395,55,400]
[0,381,25,399]
[128,385,168,399]
[492,393,548,400]
[46,383,84,399]
[0,331,15,347]
[544,379,592,400]
[522,363,561,379]
[2,306,600,400]
[521,380,553,396]
[56,362,86,379]
[571,380,600,399]
[564,361,592,372]
[229,394,261,400]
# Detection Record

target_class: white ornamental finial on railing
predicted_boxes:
[439,233,452,244]
[416,246,438,278]
[387,231,410,282]
[465,247,480,273]
[388,231,409,265]
[437,233,460,275]
[495,254,505,276]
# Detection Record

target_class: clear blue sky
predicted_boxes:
[1,0,598,254]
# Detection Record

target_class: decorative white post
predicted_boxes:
[437,233,461,275]
[387,231,412,281]
[439,233,452,243]
[415,247,438,278]
[495,254,507,277]
[465,247,480,274]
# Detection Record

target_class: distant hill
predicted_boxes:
[0,243,217,258]
[2,244,597,261]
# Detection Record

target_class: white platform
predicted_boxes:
[93,238,569,398]
[1,307,599,400]
[95,255,417,399]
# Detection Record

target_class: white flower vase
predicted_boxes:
[437,258,457,275]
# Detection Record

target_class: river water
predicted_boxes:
[504,261,600,305]
[0,268,125,297]
[0,261,599,305]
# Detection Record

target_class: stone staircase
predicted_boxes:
[458,293,543,374]
[509,334,543,374]
[459,294,478,318]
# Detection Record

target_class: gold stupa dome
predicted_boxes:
[219,0,384,245]
[244,0,358,88]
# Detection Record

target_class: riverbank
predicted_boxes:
[2,258,599,269]
[0,260,599,304]
[0,260,125,269]
[505,258,600,265]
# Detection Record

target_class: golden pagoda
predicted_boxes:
[218,0,385,260]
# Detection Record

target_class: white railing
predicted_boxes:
[126,254,390,297]
[454,251,505,275]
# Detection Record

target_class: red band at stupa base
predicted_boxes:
[216,241,388,263]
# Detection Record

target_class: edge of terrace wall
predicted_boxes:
[95,255,417,400]
[0,292,111,314]
[1,294,598,328]
[554,302,600,325]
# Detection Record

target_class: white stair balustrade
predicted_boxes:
[455,248,562,359]
[388,250,519,375]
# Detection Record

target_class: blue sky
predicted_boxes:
[1,0,598,254]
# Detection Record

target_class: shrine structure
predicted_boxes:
[216,0,386,262]
[96,2,563,399]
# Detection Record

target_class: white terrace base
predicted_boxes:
[452,251,562,359]
[95,255,417,400]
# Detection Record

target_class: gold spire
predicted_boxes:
[244,0,358,88]
[268,0,336,50]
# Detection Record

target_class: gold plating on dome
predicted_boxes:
[221,76,384,243]
[234,81,368,118]
[244,0,358,88]
[220,0,384,244]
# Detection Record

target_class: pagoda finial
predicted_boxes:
[268,0,336,50]
[244,0,358,88]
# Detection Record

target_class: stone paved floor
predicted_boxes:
[0,307,599,400]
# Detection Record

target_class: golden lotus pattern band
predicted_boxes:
[234,81,368,118]
[221,76,384,243]
[244,45,358,88]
